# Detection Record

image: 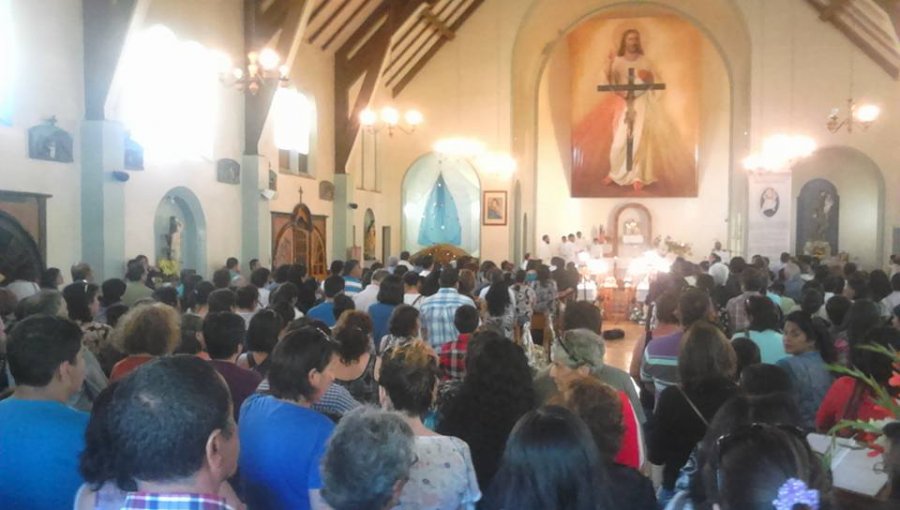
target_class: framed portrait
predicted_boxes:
[482,191,507,226]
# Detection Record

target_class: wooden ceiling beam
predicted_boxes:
[309,0,352,45]
[385,0,468,87]
[383,0,454,77]
[321,0,370,51]
[391,0,484,97]
[334,0,430,173]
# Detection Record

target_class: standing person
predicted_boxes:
[226,257,243,285]
[109,303,180,382]
[777,311,837,429]
[235,285,259,327]
[482,280,515,339]
[239,327,339,510]
[0,315,89,510]
[307,275,345,327]
[40,267,64,289]
[121,259,152,307]
[419,267,476,349]
[379,342,482,509]
[354,269,388,312]
[648,321,738,503]
[95,278,126,325]
[398,251,414,270]
[342,260,364,297]
[70,262,94,283]
[331,326,379,405]
[531,264,559,346]
[402,271,423,308]
[881,273,900,317]
[237,308,283,377]
[5,265,40,301]
[251,267,272,308]
[724,267,769,335]
[536,234,553,263]
[369,274,404,351]
[62,282,119,376]
[439,305,480,381]
[511,270,537,331]
[732,295,788,364]
[203,311,263,421]
[483,406,613,510]
[379,305,422,354]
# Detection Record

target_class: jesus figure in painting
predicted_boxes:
[602,29,660,191]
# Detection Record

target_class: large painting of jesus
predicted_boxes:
[569,16,700,197]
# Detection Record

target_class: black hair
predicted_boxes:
[250,267,271,289]
[485,406,610,510]
[268,326,335,401]
[105,356,233,484]
[125,259,146,282]
[679,287,711,327]
[342,259,360,276]
[271,281,299,306]
[437,333,535,487]
[746,295,780,332]
[731,337,761,378]
[79,383,131,491]
[270,300,296,328]
[485,281,511,318]
[62,281,100,323]
[333,326,370,364]
[40,267,62,289]
[823,275,845,294]
[419,254,434,269]
[101,278,127,307]
[212,268,232,289]
[563,301,602,333]
[246,309,283,353]
[454,305,480,335]
[193,281,215,307]
[152,286,179,308]
[388,305,420,337]
[850,326,900,389]
[380,342,440,418]
[740,267,768,293]
[226,257,239,269]
[7,314,83,387]
[439,266,460,288]
[287,264,307,286]
[891,272,900,292]
[784,311,837,363]
[739,363,792,396]
[235,285,259,310]
[845,272,870,300]
[298,278,319,312]
[655,290,680,324]
[825,295,851,328]
[324,275,346,298]
[729,256,747,275]
[105,303,130,328]
[799,288,825,316]
[868,269,892,302]
[176,313,205,356]
[402,270,420,288]
[329,260,344,276]
[207,288,236,313]
[273,264,291,283]
[376,274,404,306]
[71,262,92,282]
[202,312,246,359]
[332,294,355,321]
[842,299,884,347]
[420,268,441,296]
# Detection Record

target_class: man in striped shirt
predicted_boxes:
[420,266,475,349]
[342,259,364,297]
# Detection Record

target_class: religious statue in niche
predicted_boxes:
[621,217,644,245]
[319,181,335,201]
[419,173,462,246]
[158,215,183,277]
[216,159,241,185]
[28,116,74,163]
[569,16,700,197]
[796,178,839,258]
[363,211,377,261]
[124,133,144,170]
[759,187,780,217]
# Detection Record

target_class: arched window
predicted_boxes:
[275,87,316,176]
[0,0,13,124]
[113,25,225,162]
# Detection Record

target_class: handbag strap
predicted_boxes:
[677,385,710,428]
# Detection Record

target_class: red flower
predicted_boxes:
[889,371,900,389]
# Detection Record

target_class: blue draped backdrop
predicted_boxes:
[418,172,462,246]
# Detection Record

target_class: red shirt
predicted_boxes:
[439,333,471,381]
[615,390,642,469]
[816,376,892,432]
[110,355,155,382]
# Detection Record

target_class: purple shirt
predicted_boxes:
[640,330,684,395]
[210,360,263,421]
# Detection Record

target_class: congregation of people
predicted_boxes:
[1,244,899,510]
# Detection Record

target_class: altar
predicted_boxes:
[609,203,653,279]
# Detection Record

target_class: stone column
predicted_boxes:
[80,120,126,281]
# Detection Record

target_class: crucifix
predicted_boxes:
[597,67,666,172]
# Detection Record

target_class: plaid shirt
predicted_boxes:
[439,333,471,381]
[725,291,758,335]
[121,492,233,510]
[420,288,475,348]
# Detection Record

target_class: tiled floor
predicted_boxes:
[602,320,644,373]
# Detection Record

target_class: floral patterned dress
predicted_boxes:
[395,435,481,510]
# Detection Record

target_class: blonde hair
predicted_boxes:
[115,302,180,355]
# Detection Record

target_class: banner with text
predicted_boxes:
[747,172,792,260]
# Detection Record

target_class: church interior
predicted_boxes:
[2,0,900,508]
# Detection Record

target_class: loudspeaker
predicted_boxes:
[260,189,276,200]
[112,170,130,182]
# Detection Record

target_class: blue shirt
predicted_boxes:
[732,330,788,365]
[239,394,335,510]
[420,288,476,348]
[307,301,336,327]
[0,398,89,510]
[368,302,396,351]
[776,351,834,429]
[343,276,363,297]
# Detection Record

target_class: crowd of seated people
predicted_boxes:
[0,250,898,510]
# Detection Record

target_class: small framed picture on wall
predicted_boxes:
[482,191,507,226]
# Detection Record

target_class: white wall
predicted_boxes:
[0,0,84,272]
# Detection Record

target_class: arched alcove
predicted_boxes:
[795,179,839,257]
[791,146,885,267]
[512,0,751,255]
[0,211,43,284]
[363,208,376,261]
[401,152,481,256]
[154,186,207,276]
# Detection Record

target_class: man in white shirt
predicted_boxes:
[354,269,389,312]
[881,273,900,317]
[537,235,553,263]
[589,238,605,259]
[561,234,577,264]
[397,251,414,270]
[575,231,589,254]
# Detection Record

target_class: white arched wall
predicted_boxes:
[791,146,885,268]
[512,0,752,258]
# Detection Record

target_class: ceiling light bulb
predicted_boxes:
[258,48,280,71]
[380,107,400,126]
[404,110,423,126]
[854,104,880,123]
[359,108,377,126]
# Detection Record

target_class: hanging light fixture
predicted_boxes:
[220,48,289,95]
[826,97,880,133]
[359,105,423,136]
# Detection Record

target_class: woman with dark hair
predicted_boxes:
[379,341,481,509]
[484,406,612,510]
[559,378,656,510]
[732,295,787,364]
[239,326,339,509]
[378,304,421,354]
[62,282,119,376]
[531,264,559,345]
[458,269,478,303]
[40,267,63,290]
[834,299,885,365]
[648,321,738,502]
[777,311,836,429]
[332,326,378,404]
[420,267,442,298]
[437,332,535,488]
[630,289,680,379]
[369,274,404,350]
[817,326,900,432]
[482,281,514,339]
[237,308,284,377]
[870,269,893,303]
[511,269,536,330]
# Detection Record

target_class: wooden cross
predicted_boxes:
[597,67,666,172]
